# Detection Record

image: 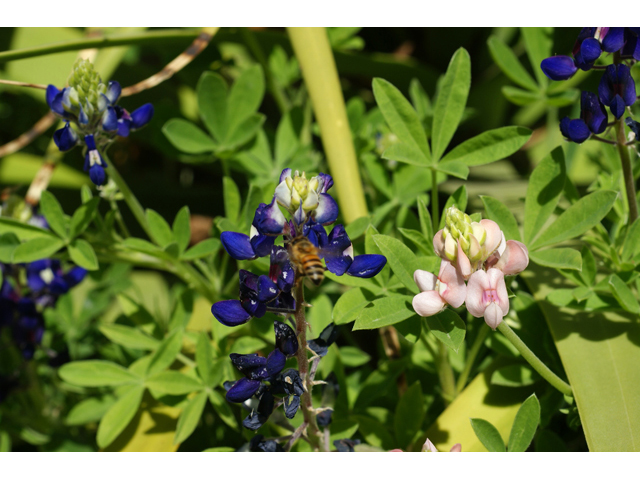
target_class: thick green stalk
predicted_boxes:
[0,29,203,64]
[421,324,456,404]
[615,119,638,224]
[287,28,367,224]
[497,321,573,396]
[455,324,489,394]
[293,281,325,451]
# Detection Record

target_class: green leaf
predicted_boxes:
[434,161,469,179]
[40,191,67,238]
[409,78,432,120]
[352,296,415,330]
[431,48,471,160]
[223,176,241,224]
[332,287,374,325]
[172,206,191,254]
[208,390,237,429]
[609,275,640,314]
[181,238,221,260]
[68,239,99,271]
[524,147,566,245]
[196,333,214,386]
[122,237,162,255]
[501,86,540,105]
[382,142,430,167]
[65,396,116,426]
[146,330,184,377]
[418,196,433,241]
[394,382,426,448]
[491,364,540,387]
[163,118,217,154]
[622,218,640,262]
[372,77,430,162]
[470,418,506,452]
[546,89,580,107]
[59,360,140,387]
[398,228,432,256]
[11,237,65,263]
[225,65,265,142]
[96,385,144,448]
[480,196,521,241]
[580,246,596,286]
[487,36,539,91]
[372,234,420,293]
[339,346,371,367]
[529,248,582,271]
[69,197,99,238]
[197,71,228,142]
[507,394,540,452]
[424,309,466,352]
[99,324,160,350]
[0,217,55,241]
[0,233,20,263]
[530,191,617,250]
[145,371,202,395]
[174,391,207,445]
[521,27,553,87]
[146,209,175,248]
[440,126,531,167]
[224,113,265,149]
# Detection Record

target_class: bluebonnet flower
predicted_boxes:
[598,64,636,119]
[212,168,386,328]
[559,91,608,143]
[46,59,153,186]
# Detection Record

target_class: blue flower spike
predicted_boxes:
[598,64,636,119]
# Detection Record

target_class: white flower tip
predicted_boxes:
[422,438,438,452]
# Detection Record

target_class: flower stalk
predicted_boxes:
[615,118,639,223]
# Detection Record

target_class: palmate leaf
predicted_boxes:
[487,35,539,92]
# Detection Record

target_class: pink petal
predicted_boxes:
[484,302,504,330]
[492,269,510,315]
[389,449,404,452]
[456,239,472,278]
[449,444,462,452]
[480,219,502,257]
[423,438,438,452]
[433,230,445,257]
[412,291,446,317]
[465,270,490,317]
[414,269,437,292]
[495,240,529,275]
[439,260,467,308]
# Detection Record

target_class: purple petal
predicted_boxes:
[274,320,298,356]
[78,104,89,125]
[266,349,286,378]
[84,134,97,150]
[602,27,625,53]
[257,275,279,303]
[117,119,131,137]
[316,172,334,193]
[226,377,261,403]
[53,123,78,152]
[211,299,252,327]
[325,224,351,256]
[541,56,577,81]
[325,254,352,276]
[26,272,46,292]
[314,193,339,225]
[609,96,626,119]
[346,254,387,278]
[220,232,256,260]
[241,298,267,318]
[102,107,118,132]
[249,233,275,258]
[559,117,590,143]
[130,103,154,130]
[579,37,601,64]
[253,198,285,235]
[580,91,607,134]
[89,165,106,186]
[279,168,292,184]
[106,81,121,104]
[46,85,60,109]
[63,267,87,287]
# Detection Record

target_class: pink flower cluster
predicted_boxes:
[412,209,529,330]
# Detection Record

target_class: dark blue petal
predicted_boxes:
[89,165,106,186]
[49,277,70,295]
[243,390,275,430]
[580,91,607,134]
[293,203,306,225]
[579,38,601,64]
[346,254,387,278]
[602,27,625,53]
[609,95,626,119]
[102,107,118,131]
[241,298,267,318]
[626,117,640,138]
[540,56,577,81]
[619,65,636,107]
[276,369,304,396]
[267,290,295,313]
[78,104,89,125]
[53,123,78,152]
[63,267,87,287]
[220,232,256,260]
[284,395,301,419]
[49,88,68,117]
[623,34,640,61]
[279,168,292,184]
[46,85,60,109]
[249,233,275,258]
[230,353,268,380]
[239,269,259,295]
[317,409,333,427]
[130,103,154,130]
[559,117,590,143]
[84,134,97,150]
[325,255,352,276]
[226,377,261,403]
[266,349,286,378]
[257,275,279,304]
[334,438,360,452]
[26,272,46,292]
[253,198,285,235]
[211,299,252,326]
[274,320,299,356]
[106,81,121,104]
[316,172,334,193]
[314,193,339,225]
[117,119,131,137]
[269,246,294,293]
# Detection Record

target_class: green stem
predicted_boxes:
[455,323,489,394]
[0,29,203,64]
[431,168,439,232]
[293,281,325,451]
[241,28,290,114]
[615,119,639,224]
[497,321,573,396]
[110,200,130,238]
[287,27,368,224]
[420,323,455,405]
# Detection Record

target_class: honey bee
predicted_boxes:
[287,235,325,286]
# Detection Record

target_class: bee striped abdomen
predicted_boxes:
[300,254,324,285]
[289,236,325,286]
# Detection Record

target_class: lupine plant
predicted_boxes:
[0,27,638,453]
